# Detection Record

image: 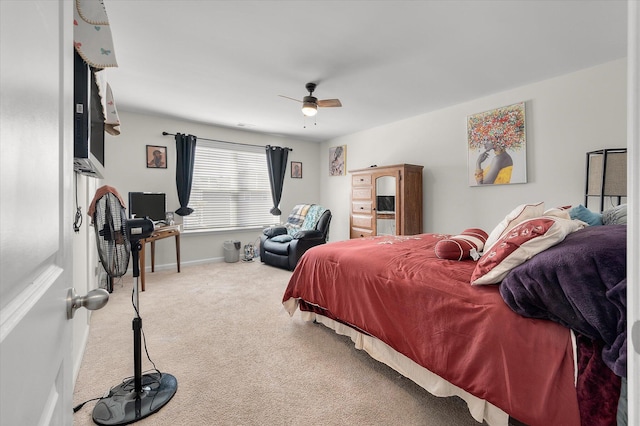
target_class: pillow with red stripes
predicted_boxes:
[470,216,585,285]
[484,202,545,253]
[435,228,489,261]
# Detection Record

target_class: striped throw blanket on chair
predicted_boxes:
[284,204,312,236]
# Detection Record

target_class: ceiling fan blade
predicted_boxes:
[318,99,342,108]
[278,95,302,103]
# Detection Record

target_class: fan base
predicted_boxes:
[92,372,177,425]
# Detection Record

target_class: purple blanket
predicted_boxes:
[499,225,627,377]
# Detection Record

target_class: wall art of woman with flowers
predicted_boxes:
[467,102,527,186]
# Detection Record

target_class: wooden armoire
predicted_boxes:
[349,164,423,238]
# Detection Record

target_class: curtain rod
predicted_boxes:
[162,132,292,151]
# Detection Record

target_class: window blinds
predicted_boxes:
[183,140,277,231]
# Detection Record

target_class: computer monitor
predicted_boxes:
[128,192,166,222]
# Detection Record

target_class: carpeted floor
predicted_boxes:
[72,260,484,425]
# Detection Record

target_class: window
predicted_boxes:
[183,140,277,231]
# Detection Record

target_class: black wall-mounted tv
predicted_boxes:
[376,195,395,212]
[128,192,167,222]
[74,50,105,179]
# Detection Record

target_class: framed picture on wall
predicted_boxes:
[329,145,346,176]
[146,145,167,169]
[467,102,527,186]
[291,161,302,178]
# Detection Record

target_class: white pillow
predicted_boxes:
[542,207,571,220]
[484,202,545,253]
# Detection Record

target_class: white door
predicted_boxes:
[1,1,75,424]
[628,2,640,424]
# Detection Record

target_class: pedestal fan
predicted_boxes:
[90,191,177,425]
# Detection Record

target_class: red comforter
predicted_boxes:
[282,234,579,426]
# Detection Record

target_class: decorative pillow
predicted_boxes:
[471,216,585,285]
[602,204,627,225]
[271,234,293,243]
[484,202,545,253]
[543,207,571,220]
[435,228,488,261]
[263,226,287,238]
[569,204,603,226]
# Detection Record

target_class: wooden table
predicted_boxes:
[139,224,181,291]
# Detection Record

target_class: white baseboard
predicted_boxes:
[150,257,225,271]
[72,322,91,387]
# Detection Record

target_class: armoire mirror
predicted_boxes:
[375,175,396,235]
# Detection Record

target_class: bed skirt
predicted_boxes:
[296,308,510,426]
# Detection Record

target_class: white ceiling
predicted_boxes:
[104,1,628,143]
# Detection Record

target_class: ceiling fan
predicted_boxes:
[280,82,342,117]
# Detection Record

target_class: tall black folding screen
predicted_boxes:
[265,145,289,215]
[174,133,197,216]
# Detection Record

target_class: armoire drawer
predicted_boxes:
[352,174,372,186]
[351,214,373,229]
[352,201,372,214]
[350,227,374,239]
[352,187,372,200]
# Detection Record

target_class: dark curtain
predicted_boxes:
[265,145,289,215]
[174,133,197,216]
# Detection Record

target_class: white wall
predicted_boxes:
[102,112,321,269]
[71,174,100,381]
[320,59,628,240]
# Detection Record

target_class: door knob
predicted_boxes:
[66,288,109,319]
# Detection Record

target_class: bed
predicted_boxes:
[282,203,627,425]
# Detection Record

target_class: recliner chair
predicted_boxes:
[260,205,332,270]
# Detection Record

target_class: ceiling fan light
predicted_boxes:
[302,101,317,117]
